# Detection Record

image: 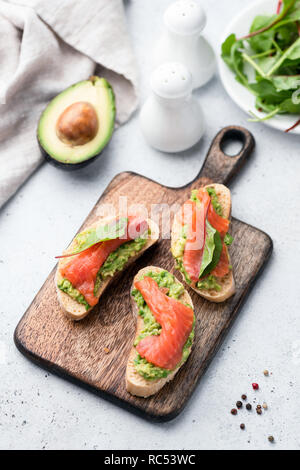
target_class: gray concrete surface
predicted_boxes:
[0,0,299,450]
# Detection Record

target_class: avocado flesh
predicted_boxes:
[38,77,115,165]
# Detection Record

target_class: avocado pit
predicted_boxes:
[56,101,99,146]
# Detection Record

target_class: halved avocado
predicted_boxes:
[37,76,115,169]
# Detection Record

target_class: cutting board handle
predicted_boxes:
[196,125,255,186]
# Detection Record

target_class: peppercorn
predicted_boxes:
[236,401,243,409]
[241,394,247,400]
[240,423,245,430]
[231,408,237,415]
[252,383,259,390]
[263,402,268,410]
[268,435,274,443]
[256,406,262,415]
[246,403,252,411]
[263,370,269,376]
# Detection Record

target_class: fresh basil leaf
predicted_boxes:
[198,221,216,278]
[224,233,234,246]
[74,217,128,253]
[200,229,223,279]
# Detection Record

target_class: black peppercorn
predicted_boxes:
[236,401,243,409]
[246,403,252,410]
[240,423,245,430]
[241,394,247,400]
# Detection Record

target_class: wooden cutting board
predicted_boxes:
[14,126,273,421]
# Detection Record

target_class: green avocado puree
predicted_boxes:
[191,187,223,216]
[57,278,91,311]
[132,270,195,381]
[58,231,149,307]
[172,188,230,288]
[94,233,148,293]
[197,275,221,291]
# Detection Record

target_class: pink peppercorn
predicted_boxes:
[252,383,259,390]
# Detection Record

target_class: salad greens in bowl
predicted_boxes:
[220,0,300,132]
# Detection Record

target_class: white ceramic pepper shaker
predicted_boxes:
[139,62,205,153]
[153,0,216,89]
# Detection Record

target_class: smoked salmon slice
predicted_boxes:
[61,216,148,306]
[197,189,229,237]
[135,276,194,370]
[182,191,211,282]
[211,242,230,278]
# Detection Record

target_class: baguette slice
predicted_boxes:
[56,217,159,321]
[171,183,235,303]
[126,266,194,398]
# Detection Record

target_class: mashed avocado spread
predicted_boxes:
[58,231,149,308]
[197,275,221,291]
[93,233,148,293]
[172,188,226,290]
[58,278,91,310]
[132,270,195,381]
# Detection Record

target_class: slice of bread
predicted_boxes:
[171,183,235,303]
[55,217,159,321]
[126,266,194,398]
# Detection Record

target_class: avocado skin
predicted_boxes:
[37,77,115,170]
[38,138,104,170]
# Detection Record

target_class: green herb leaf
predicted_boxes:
[220,0,300,123]
[198,221,217,278]
[56,218,129,259]
[200,226,223,278]
[74,217,128,253]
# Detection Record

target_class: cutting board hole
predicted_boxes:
[220,130,245,157]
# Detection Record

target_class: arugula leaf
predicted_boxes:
[280,97,300,113]
[221,34,237,70]
[220,0,300,127]
[249,15,276,53]
[271,75,300,90]
[250,79,291,103]
[240,0,297,40]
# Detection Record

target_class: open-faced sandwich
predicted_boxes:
[126,267,195,398]
[56,215,159,320]
[171,184,235,302]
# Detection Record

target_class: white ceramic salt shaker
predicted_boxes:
[153,0,216,89]
[139,62,205,153]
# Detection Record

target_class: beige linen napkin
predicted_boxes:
[0,0,138,209]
